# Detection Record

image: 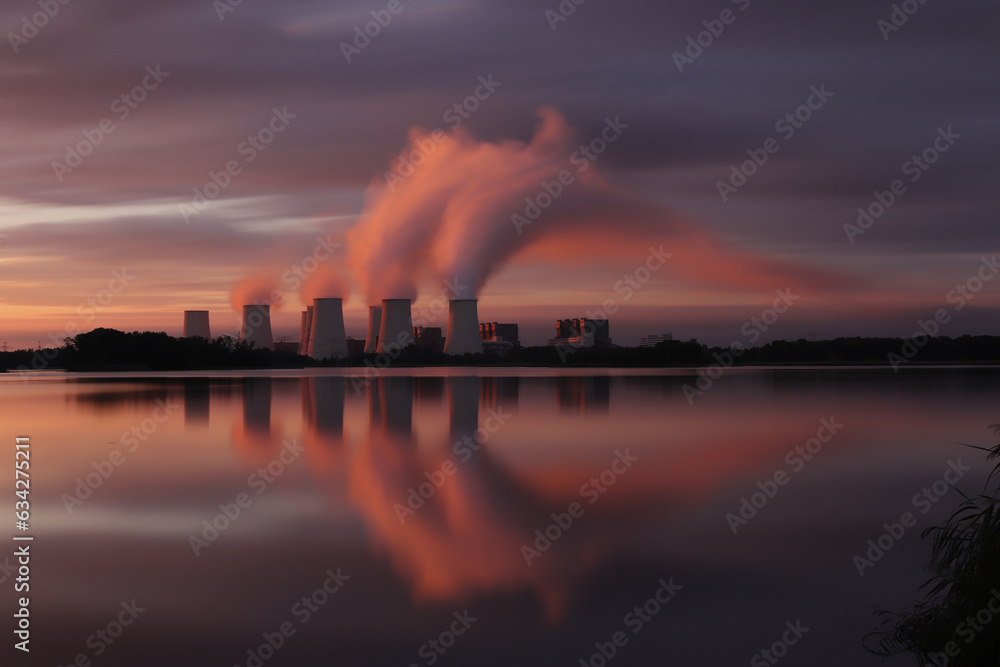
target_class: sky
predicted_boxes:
[1,0,997,348]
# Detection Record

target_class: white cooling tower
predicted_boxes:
[308,298,348,359]
[239,304,274,350]
[364,305,382,354]
[444,299,484,355]
[302,305,314,356]
[298,311,308,354]
[376,299,413,354]
[183,310,211,339]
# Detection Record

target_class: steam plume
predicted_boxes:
[348,106,846,304]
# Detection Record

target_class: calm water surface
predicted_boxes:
[2,367,998,666]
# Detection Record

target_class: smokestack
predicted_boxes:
[183,310,211,339]
[444,299,483,355]
[364,305,382,353]
[298,311,308,354]
[302,306,314,356]
[308,298,348,359]
[376,299,413,354]
[239,304,274,350]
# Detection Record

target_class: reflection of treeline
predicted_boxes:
[2,331,999,371]
[865,429,1000,665]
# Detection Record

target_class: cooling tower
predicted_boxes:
[364,305,382,353]
[302,305,314,356]
[308,298,348,359]
[298,311,308,354]
[376,299,413,354]
[183,310,211,339]
[444,299,484,355]
[239,304,274,350]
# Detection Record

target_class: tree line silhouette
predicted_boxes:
[0,329,998,371]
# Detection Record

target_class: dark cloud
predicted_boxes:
[1,0,997,345]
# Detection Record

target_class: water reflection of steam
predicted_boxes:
[347,375,607,619]
[285,374,816,621]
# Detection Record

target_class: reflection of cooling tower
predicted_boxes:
[307,298,348,359]
[243,377,272,434]
[184,381,210,428]
[448,376,480,441]
[302,306,314,356]
[376,299,413,354]
[444,299,484,355]
[239,305,274,350]
[302,377,345,437]
[298,311,308,354]
[379,376,413,436]
[183,310,211,339]
[364,306,382,353]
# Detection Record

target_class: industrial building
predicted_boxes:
[346,337,366,356]
[549,318,611,348]
[479,322,520,347]
[413,326,444,352]
[640,333,673,347]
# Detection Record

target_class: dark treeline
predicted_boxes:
[0,328,308,372]
[1,329,998,372]
[728,335,1000,366]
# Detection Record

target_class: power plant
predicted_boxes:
[176,299,612,357]
[307,297,348,359]
[376,299,413,354]
[364,305,381,353]
[183,310,211,339]
[444,299,484,355]
[239,304,274,350]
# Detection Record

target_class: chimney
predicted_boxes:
[183,310,211,339]
[239,304,274,350]
[376,299,413,354]
[302,305,314,356]
[444,299,484,355]
[298,311,308,354]
[308,298,348,359]
[364,305,382,354]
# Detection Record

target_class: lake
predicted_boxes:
[2,367,998,666]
